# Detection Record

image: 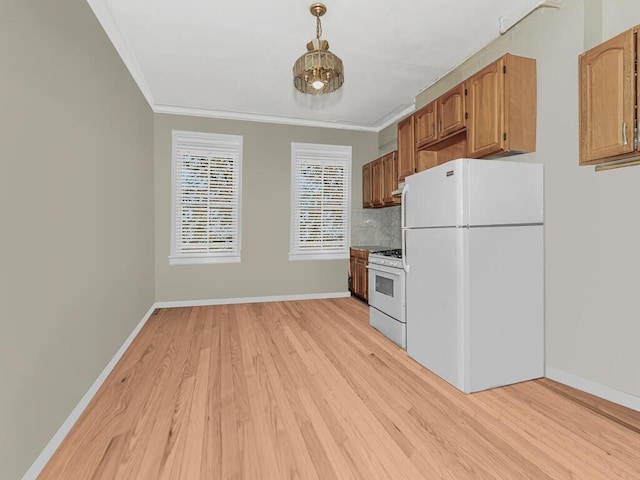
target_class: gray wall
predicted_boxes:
[384,0,640,400]
[154,114,378,301]
[0,1,155,478]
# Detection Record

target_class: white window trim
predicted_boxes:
[289,142,351,261]
[170,130,242,265]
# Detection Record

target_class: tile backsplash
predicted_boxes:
[351,206,401,248]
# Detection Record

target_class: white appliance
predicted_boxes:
[401,158,544,394]
[368,249,406,349]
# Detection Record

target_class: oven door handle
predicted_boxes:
[401,183,409,273]
[367,263,403,276]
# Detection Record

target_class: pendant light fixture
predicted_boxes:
[293,3,344,95]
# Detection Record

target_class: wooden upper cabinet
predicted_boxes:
[382,151,400,206]
[361,150,399,208]
[397,115,416,181]
[467,60,503,157]
[371,158,385,207]
[415,101,437,146]
[438,83,466,138]
[401,53,536,178]
[467,54,536,158]
[362,162,372,208]
[414,83,465,148]
[579,28,636,165]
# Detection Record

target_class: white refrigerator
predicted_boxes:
[401,158,544,394]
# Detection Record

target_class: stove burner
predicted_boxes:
[373,248,403,259]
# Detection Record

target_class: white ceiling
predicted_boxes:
[88,0,552,131]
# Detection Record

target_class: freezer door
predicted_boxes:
[468,160,543,226]
[404,159,467,228]
[405,227,464,390]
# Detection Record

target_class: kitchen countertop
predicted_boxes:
[350,245,393,253]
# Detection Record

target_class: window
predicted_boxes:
[290,142,351,261]
[170,131,242,265]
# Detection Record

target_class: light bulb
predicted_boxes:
[311,79,325,90]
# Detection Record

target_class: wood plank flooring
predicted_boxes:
[39,297,640,479]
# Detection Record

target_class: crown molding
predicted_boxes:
[86,0,155,107]
[153,104,382,132]
[87,0,413,133]
[375,104,416,131]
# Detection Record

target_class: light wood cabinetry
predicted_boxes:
[439,83,466,137]
[382,151,400,206]
[415,83,466,148]
[401,53,536,179]
[579,27,638,165]
[416,132,467,172]
[349,251,357,294]
[362,162,372,208]
[362,151,400,208]
[349,248,369,301]
[371,158,384,207]
[415,101,438,146]
[397,115,415,180]
[467,54,536,158]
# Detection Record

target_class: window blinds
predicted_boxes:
[171,131,242,264]
[290,143,351,260]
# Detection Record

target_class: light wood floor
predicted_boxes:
[40,297,640,479]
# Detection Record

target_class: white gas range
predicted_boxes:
[367,249,406,349]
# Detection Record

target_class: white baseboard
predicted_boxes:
[154,291,350,309]
[22,291,351,479]
[546,366,640,412]
[21,304,157,480]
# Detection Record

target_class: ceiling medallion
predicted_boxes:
[293,3,344,95]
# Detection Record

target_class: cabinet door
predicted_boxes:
[398,115,416,180]
[351,249,367,299]
[579,29,635,164]
[415,101,437,146]
[383,151,400,205]
[356,252,369,300]
[467,58,505,158]
[362,162,372,208]
[372,158,384,207]
[349,251,357,294]
[363,255,369,300]
[439,83,466,138]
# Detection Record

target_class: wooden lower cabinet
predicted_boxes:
[349,248,369,301]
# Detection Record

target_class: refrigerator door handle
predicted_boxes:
[401,184,409,273]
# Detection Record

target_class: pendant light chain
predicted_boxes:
[316,15,322,40]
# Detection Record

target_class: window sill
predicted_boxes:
[289,252,349,261]
[169,255,241,265]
